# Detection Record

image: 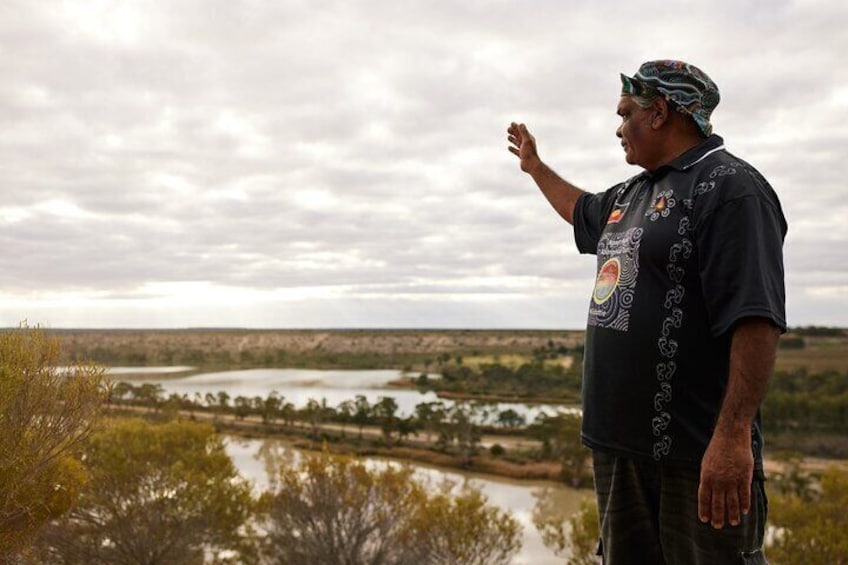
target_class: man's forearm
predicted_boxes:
[714,317,780,437]
[527,160,586,225]
[697,317,780,527]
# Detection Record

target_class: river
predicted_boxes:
[117,366,578,421]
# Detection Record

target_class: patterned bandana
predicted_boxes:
[620,60,720,137]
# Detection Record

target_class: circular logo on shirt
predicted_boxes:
[593,258,621,305]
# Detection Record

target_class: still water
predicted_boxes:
[119,367,577,421]
[225,437,588,565]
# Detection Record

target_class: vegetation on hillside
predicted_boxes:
[768,458,848,564]
[19,419,522,564]
[0,326,107,556]
[2,326,845,562]
[259,449,521,565]
[421,357,582,404]
[29,419,255,564]
[53,328,584,371]
[764,369,848,432]
[535,459,848,565]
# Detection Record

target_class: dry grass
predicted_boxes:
[776,334,848,374]
[461,354,531,369]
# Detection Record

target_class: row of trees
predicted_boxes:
[111,382,535,436]
[110,382,591,484]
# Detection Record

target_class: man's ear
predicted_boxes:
[650,97,670,130]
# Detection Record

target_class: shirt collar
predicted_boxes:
[645,134,725,178]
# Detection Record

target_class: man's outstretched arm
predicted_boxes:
[507,122,586,225]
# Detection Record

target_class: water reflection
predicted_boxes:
[225,436,588,565]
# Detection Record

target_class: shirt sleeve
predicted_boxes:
[573,191,607,255]
[695,193,788,336]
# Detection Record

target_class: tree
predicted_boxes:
[410,481,522,565]
[0,326,107,556]
[373,396,399,445]
[496,408,526,431]
[336,399,355,438]
[352,394,371,442]
[397,416,418,444]
[109,381,134,404]
[279,401,296,429]
[529,412,591,487]
[204,392,217,416]
[233,395,252,421]
[415,401,446,443]
[31,419,255,564]
[566,499,601,565]
[533,492,600,565]
[302,398,324,440]
[258,450,521,565]
[261,391,282,425]
[216,390,231,415]
[134,383,165,411]
[444,402,482,466]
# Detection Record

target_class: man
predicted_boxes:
[508,60,786,564]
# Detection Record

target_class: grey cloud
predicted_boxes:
[0,0,845,327]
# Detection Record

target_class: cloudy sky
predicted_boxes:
[1,0,846,329]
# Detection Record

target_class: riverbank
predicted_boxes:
[212,417,848,481]
[107,404,572,483]
[108,403,848,488]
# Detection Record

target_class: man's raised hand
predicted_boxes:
[508,122,542,174]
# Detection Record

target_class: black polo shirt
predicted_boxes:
[573,134,787,470]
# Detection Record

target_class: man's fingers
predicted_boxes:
[697,479,711,523]
[699,474,754,529]
[711,484,726,529]
[739,480,752,516]
[726,487,741,527]
[507,124,521,146]
[508,146,519,157]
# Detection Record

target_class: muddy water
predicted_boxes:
[225,437,589,565]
